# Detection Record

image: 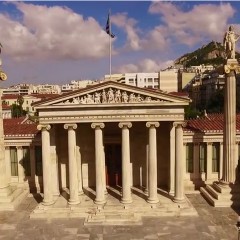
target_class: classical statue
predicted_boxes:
[0,42,7,81]
[223,25,240,59]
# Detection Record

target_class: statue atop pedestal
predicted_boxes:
[223,25,240,60]
[0,43,7,81]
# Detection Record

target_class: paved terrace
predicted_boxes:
[0,191,239,239]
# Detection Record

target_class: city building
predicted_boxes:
[104,70,178,92]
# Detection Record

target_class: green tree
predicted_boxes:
[206,89,224,113]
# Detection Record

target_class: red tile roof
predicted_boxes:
[3,117,39,137]
[184,113,240,133]
[1,94,19,100]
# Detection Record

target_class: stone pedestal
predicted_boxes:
[201,59,240,207]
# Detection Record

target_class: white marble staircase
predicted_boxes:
[200,182,240,207]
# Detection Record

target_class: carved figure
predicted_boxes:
[73,97,79,104]
[115,89,121,103]
[129,93,136,103]
[136,94,143,102]
[122,91,128,103]
[94,92,101,104]
[223,25,240,59]
[102,89,107,103]
[107,88,115,103]
[86,94,94,104]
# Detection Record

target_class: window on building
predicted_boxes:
[22,147,31,176]
[10,147,18,176]
[35,146,42,176]
[186,143,193,173]
[212,143,220,172]
[26,100,28,104]
[148,78,153,82]
[199,143,206,172]
[154,78,158,82]
[128,78,134,84]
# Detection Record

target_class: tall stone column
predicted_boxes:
[91,123,106,205]
[64,124,80,205]
[221,60,238,184]
[0,93,11,197]
[76,145,83,195]
[50,125,60,196]
[144,144,149,194]
[193,143,200,180]
[4,146,11,184]
[219,142,223,180]
[119,122,132,204]
[173,122,185,203]
[17,146,25,184]
[206,142,213,183]
[146,122,159,204]
[169,123,176,195]
[37,124,54,206]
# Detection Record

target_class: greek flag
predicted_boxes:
[105,14,115,38]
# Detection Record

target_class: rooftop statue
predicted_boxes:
[0,42,7,81]
[223,25,240,59]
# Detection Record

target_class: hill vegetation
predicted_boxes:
[174,41,240,67]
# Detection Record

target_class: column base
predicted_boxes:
[104,189,108,195]
[78,190,84,196]
[68,199,80,205]
[94,199,106,205]
[42,199,55,206]
[173,197,185,203]
[0,185,12,197]
[147,198,159,204]
[120,198,132,204]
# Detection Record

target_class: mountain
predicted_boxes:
[174,41,240,67]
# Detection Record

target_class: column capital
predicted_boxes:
[146,122,160,128]
[64,123,77,130]
[91,122,105,129]
[173,121,186,128]
[16,146,23,150]
[5,146,10,150]
[194,142,199,146]
[37,124,51,131]
[118,122,132,129]
[207,142,213,145]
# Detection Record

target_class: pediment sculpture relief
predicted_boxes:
[54,87,166,105]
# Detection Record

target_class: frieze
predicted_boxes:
[53,87,166,105]
[39,114,183,122]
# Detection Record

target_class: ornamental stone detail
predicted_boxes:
[53,87,166,105]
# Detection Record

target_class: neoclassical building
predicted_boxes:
[3,81,239,209]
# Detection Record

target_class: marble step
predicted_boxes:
[200,187,231,207]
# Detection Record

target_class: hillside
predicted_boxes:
[174,41,240,67]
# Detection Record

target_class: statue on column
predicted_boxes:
[223,25,240,59]
[0,42,7,81]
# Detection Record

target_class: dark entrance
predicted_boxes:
[105,144,122,186]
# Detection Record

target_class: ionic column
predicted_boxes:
[146,122,159,204]
[37,124,54,205]
[169,123,175,195]
[173,122,185,203]
[17,146,25,184]
[144,144,149,194]
[4,147,11,184]
[76,145,83,195]
[193,143,200,179]
[91,123,106,205]
[50,125,60,196]
[206,142,212,183]
[119,122,132,204]
[222,66,237,184]
[64,124,79,205]
[219,142,223,180]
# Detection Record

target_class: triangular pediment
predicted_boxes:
[33,81,189,108]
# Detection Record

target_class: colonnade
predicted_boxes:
[37,121,185,206]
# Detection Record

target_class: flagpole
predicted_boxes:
[109,9,112,80]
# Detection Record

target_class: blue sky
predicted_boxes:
[0,1,240,87]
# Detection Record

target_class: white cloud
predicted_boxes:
[112,13,141,51]
[149,2,236,46]
[114,58,174,73]
[0,2,110,61]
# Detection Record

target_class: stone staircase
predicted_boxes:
[0,185,29,211]
[200,182,240,207]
